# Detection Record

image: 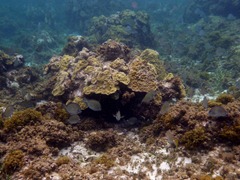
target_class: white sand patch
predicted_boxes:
[59,141,100,165]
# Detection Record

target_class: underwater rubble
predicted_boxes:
[0,40,239,179]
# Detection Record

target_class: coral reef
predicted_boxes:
[87,10,154,48]
[44,40,183,120]
[0,39,239,179]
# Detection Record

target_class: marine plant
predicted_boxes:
[53,103,70,122]
[94,154,115,169]
[86,131,116,152]
[56,156,70,166]
[1,150,24,175]
[3,108,42,132]
[180,127,208,149]
[215,93,234,104]
[219,125,240,143]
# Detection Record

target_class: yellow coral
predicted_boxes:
[83,69,118,95]
[88,56,101,66]
[112,71,130,85]
[140,49,166,80]
[72,59,89,79]
[52,71,70,96]
[110,58,128,71]
[128,58,158,92]
[84,66,96,74]
[83,81,117,95]
[59,55,74,71]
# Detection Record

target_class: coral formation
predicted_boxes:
[43,40,184,120]
[62,36,89,56]
[128,58,158,92]
[88,10,154,48]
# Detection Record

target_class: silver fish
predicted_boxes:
[84,98,102,111]
[208,106,227,118]
[16,100,36,108]
[65,102,82,115]
[67,115,81,125]
[113,110,124,121]
[165,130,178,148]
[202,96,208,109]
[236,78,240,89]
[159,101,170,115]
[141,91,156,104]
[125,117,138,126]
[2,105,14,118]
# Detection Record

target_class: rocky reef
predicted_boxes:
[0,40,239,179]
[44,39,183,121]
[87,10,154,48]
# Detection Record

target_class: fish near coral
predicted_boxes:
[159,101,170,115]
[67,114,81,125]
[208,106,228,118]
[141,91,156,104]
[84,98,102,111]
[113,110,124,121]
[2,105,14,118]
[65,102,82,115]
[165,130,178,148]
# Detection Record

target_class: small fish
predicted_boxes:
[121,117,139,128]
[165,130,178,148]
[113,110,124,121]
[141,91,156,104]
[16,100,36,108]
[111,92,120,100]
[2,105,14,118]
[208,106,228,118]
[159,101,170,115]
[67,115,81,125]
[65,102,82,115]
[236,78,240,89]
[24,93,32,101]
[84,98,102,111]
[202,96,208,109]
[125,117,139,126]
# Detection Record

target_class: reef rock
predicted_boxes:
[44,40,185,120]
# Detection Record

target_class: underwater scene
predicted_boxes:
[0,0,240,179]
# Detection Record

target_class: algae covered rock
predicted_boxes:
[88,10,154,48]
[44,40,185,120]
